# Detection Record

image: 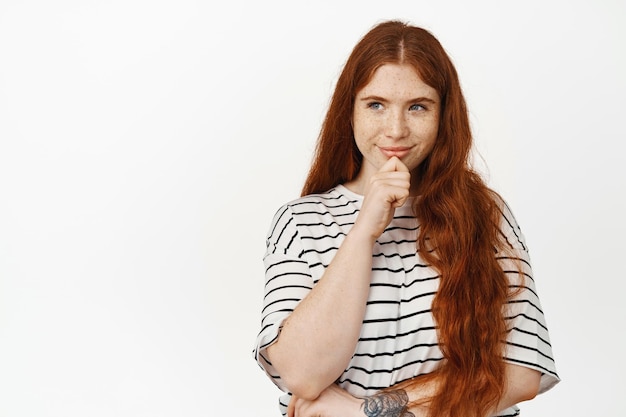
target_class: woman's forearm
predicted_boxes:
[381,363,541,416]
[267,228,376,400]
[270,159,411,400]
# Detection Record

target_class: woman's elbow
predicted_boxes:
[274,362,332,400]
[267,346,328,400]
[281,376,326,400]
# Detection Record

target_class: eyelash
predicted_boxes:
[366,102,426,111]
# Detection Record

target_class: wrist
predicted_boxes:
[348,223,379,246]
[361,390,413,417]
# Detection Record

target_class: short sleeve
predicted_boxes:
[252,204,314,392]
[496,201,560,394]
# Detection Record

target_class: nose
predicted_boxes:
[385,109,409,140]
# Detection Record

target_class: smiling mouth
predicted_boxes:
[379,146,412,158]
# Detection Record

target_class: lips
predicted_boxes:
[379,146,412,159]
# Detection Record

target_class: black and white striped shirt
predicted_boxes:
[254,185,559,416]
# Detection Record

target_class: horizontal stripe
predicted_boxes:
[254,185,559,415]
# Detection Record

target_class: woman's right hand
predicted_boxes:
[287,384,363,417]
[352,156,411,242]
[266,158,411,398]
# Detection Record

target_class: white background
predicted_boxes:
[1,0,624,416]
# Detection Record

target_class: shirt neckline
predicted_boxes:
[336,184,418,205]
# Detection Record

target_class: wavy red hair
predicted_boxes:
[302,20,514,417]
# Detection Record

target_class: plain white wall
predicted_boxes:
[1,0,624,416]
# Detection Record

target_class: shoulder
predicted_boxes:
[279,185,360,216]
[266,186,361,237]
[265,186,358,246]
[490,192,529,253]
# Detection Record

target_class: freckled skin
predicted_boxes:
[349,63,440,196]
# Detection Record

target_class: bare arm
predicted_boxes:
[493,363,541,412]
[267,157,411,400]
[267,227,375,399]
[401,363,541,416]
[287,363,541,417]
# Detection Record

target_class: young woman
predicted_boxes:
[253,20,559,417]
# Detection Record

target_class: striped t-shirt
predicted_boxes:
[254,184,559,416]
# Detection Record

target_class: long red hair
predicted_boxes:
[302,20,513,417]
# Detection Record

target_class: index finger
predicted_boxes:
[287,394,297,417]
[379,156,409,173]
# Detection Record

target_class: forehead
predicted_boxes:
[357,63,438,100]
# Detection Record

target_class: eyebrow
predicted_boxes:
[358,95,438,104]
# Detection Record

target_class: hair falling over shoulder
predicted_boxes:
[411,170,510,417]
[302,20,519,417]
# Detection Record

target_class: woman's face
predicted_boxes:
[352,63,440,190]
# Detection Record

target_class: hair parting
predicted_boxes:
[301,20,524,417]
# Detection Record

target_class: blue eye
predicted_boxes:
[367,102,383,110]
[409,104,425,111]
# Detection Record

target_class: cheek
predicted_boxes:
[417,117,439,140]
[352,113,368,133]
[352,117,377,143]
[411,124,437,143]
[427,125,439,143]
